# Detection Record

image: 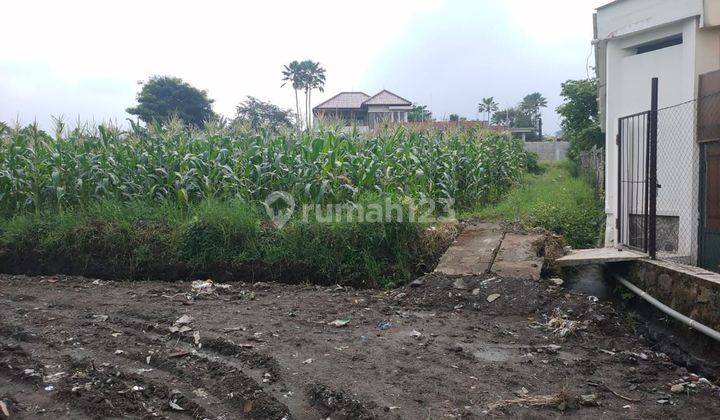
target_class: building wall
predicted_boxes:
[524,141,569,161]
[602,18,701,261]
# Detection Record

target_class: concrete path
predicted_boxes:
[435,223,544,280]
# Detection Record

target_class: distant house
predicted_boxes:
[313,90,413,128]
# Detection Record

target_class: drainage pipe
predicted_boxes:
[610,272,720,342]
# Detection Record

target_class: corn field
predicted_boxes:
[0,120,529,215]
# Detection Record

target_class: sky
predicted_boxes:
[0,0,608,134]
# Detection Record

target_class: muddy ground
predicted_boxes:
[1,272,719,419]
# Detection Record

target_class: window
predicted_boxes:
[634,34,683,55]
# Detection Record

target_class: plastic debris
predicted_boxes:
[328,319,351,328]
[377,321,392,330]
[486,294,501,303]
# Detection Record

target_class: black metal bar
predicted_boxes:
[648,78,659,259]
[643,113,650,252]
[617,117,623,246]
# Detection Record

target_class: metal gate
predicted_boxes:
[617,78,658,257]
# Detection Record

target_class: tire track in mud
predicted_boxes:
[0,324,215,419]
[0,308,292,419]
[104,313,310,419]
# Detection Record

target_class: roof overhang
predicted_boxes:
[595,0,703,41]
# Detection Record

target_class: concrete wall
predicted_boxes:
[524,141,569,161]
[619,259,720,331]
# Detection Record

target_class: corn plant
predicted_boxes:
[0,120,528,215]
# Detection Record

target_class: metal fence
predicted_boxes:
[616,78,720,267]
[578,145,605,197]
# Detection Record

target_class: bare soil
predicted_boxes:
[1,272,719,419]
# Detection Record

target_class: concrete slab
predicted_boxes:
[491,233,544,280]
[434,223,503,276]
[556,248,647,267]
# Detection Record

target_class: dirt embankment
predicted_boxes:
[1,273,720,419]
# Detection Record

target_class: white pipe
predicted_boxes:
[610,272,720,342]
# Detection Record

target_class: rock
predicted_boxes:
[550,278,564,286]
[175,315,194,325]
[670,384,684,394]
[453,278,468,290]
[409,279,424,288]
[579,394,598,406]
[486,294,501,303]
[471,288,481,296]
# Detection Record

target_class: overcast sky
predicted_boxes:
[0,0,608,134]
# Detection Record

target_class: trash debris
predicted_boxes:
[488,393,569,411]
[168,400,185,411]
[587,296,599,303]
[328,318,351,328]
[0,400,9,417]
[549,278,564,286]
[453,304,464,310]
[193,330,201,347]
[546,308,588,338]
[657,399,669,404]
[193,388,208,398]
[114,350,124,355]
[471,288,481,296]
[410,330,422,339]
[486,294,500,303]
[409,279,424,288]
[377,321,392,330]
[92,314,108,322]
[453,278,467,290]
[44,385,54,392]
[132,385,144,391]
[303,358,314,364]
[111,332,122,337]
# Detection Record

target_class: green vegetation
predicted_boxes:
[281,59,327,129]
[0,122,528,286]
[0,122,527,214]
[556,78,604,168]
[127,76,215,127]
[473,162,604,248]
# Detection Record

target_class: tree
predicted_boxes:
[478,97,499,126]
[491,107,532,128]
[234,96,294,131]
[408,104,433,122]
[300,60,326,129]
[127,76,215,127]
[519,92,548,137]
[556,79,604,165]
[281,61,305,130]
[449,113,459,122]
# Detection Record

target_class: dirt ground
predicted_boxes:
[1,272,720,419]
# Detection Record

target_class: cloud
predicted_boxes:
[1,0,602,133]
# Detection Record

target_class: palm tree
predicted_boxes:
[300,60,326,129]
[520,92,548,137]
[281,60,305,130]
[478,97,499,127]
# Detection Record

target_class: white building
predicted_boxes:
[595,0,720,269]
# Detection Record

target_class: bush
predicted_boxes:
[473,162,604,248]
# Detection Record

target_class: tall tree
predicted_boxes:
[478,97,499,126]
[408,104,433,122]
[126,76,215,127]
[234,96,294,131]
[556,79,603,165]
[519,92,548,137]
[281,61,305,130]
[300,60,326,129]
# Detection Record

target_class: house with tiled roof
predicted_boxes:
[313,89,413,128]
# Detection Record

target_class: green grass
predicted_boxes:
[471,161,604,248]
[0,197,455,288]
